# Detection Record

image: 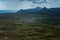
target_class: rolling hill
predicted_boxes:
[0,7,60,40]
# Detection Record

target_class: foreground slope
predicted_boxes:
[0,7,60,40]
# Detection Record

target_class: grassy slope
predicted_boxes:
[0,12,60,40]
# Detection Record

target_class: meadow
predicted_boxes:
[0,9,60,40]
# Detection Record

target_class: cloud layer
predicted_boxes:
[0,0,60,11]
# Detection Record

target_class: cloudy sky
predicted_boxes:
[0,0,60,11]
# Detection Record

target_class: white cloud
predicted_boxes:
[0,2,7,10]
[0,0,60,10]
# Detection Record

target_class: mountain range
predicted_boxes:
[17,7,60,15]
[0,10,15,13]
[0,7,60,24]
[0,7,60,40]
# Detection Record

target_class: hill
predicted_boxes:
[0,7,60,40]
[0,10,15,13]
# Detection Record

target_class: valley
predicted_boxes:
[0,7,60,40]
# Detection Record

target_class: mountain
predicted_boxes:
[17,7,60,16]
[0,7,60,40]
[0,10,15,13]
[17,7,42,13]
[0,7,60,24]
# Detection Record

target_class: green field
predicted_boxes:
[0,12,60,40]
